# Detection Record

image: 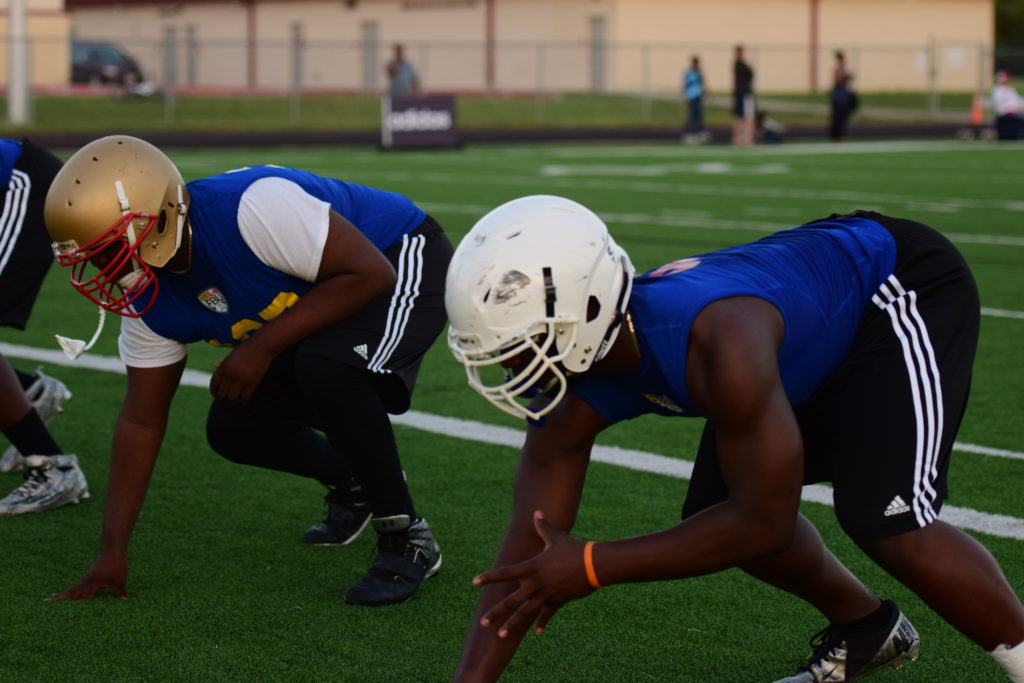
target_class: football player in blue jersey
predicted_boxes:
[44,135,452,606]
[0,138,86,516]
[445,196,1024,682]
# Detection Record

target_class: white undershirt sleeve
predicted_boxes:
[236,176,330,282]
[118,315,188,368]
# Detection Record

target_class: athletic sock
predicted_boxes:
[2,409,61,456]
[833,599,896,637]
[990,641,1024,681]
[14,368,35,392]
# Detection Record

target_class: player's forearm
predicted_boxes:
[97,420,163,555]
[589,499,797,586]
[454,481,573,680]
[454,583,532,682]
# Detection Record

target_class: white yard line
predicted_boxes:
[391,412,1024,541]
[347,169,1024,216]
[2,341,1022,540]
[981,308,1024,321]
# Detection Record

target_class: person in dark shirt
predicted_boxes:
[829,50,858,140]
[732,44,756,146]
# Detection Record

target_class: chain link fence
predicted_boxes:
[7,34,1022,125]
[60,35,1006,97]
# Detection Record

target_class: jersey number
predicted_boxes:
[209,291,299,346]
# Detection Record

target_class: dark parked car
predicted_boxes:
[71,41,144,85]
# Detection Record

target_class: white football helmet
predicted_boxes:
[445,195,634,420]
[45,135,189,317]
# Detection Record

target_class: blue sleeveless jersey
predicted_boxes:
[0,139,23,187]
[134,166,425,346]
[573,215,897,422]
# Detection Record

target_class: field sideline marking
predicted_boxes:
[2,341,1022,541]
[981,307,1024,320]
[391,411,1024,542]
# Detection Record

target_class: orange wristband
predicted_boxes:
[584,541,603,589]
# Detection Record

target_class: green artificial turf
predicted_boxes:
[1,139,1021,681]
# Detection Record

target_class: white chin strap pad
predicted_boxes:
[55,335,88,360]
[54,307,107,360]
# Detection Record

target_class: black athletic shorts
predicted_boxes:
[229,216,453,417]
[681,211,979,543]
[733,93,755,119]
[0,139,63,329]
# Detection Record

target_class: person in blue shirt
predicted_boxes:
[386,43,421,97]
[444,196,1024,682]
[0,138,86,516]
[44,135,453,607]
[681,55,709,143]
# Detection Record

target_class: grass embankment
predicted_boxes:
[0,90,976,135]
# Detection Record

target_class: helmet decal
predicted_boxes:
[493,270,531,305]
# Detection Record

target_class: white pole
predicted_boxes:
[7,0,30,125]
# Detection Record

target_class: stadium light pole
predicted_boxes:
[6,0,30,125]
[809,0,819,93]
[245,0,257,91]
[484,0,495,92]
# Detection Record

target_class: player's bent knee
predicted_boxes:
[204,405,260,464]
[852,522,940,575]
[294,353,378,405]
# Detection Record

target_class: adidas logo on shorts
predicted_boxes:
[353,343,369,360]
[884,495,911,517]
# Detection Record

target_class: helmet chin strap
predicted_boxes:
[174,183,188,252]
[114,178,149,284]
[55,306,107,360]
[117,269,144,290]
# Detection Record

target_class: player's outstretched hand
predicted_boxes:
[48,553,128,601]
[473,510,596,638]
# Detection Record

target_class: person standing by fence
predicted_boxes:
[386,43,421,97]
[732,45,756,146]
[991,70,1023,140]
[829,50,858,141]
[681,55,710,144]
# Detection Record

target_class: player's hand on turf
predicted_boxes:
[473,510,596,637]
[49,553,128,601]
[210,341,273,402]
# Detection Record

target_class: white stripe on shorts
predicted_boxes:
[871,273,944,528]
[368,232,425,374]
[0,169,32,277]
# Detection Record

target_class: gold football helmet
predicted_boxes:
[45,135,189,317]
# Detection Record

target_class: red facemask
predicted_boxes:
[54,212,161,318]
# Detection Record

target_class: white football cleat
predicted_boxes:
[0,454,90,515]
[774,600,920,682]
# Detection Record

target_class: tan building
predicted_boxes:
[1,0,71,88]
[15,0,996,93]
